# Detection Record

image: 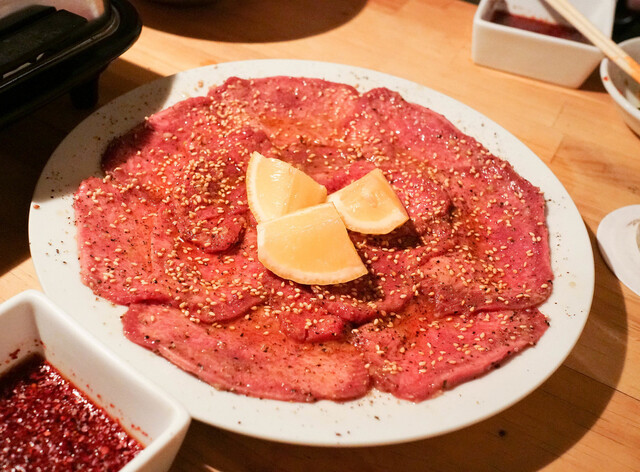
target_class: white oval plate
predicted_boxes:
[29,59,594,447]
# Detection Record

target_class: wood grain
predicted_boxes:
[1,0,639,470]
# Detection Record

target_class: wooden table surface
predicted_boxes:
[2,0,639,470]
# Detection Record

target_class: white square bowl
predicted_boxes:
[0,290,190,472]
[472,0,616,88]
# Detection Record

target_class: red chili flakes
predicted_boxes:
[0,355,143,471]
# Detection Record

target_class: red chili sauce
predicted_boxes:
[0,355,143,471]
[490,9,589,44]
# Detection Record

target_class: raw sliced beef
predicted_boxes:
[75,76,554,402]
[354,305,549,401]
[123,303,370,402]
[74,177,170,305]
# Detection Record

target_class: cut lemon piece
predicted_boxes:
[257,203,368,285]
[246,151,327,223]
[327,168,409,234]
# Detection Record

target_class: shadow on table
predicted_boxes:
[172,229,628,471]
[131,0,367,43]
[0,116,66,278]
[0,60,163,279]
[579,66,607,93]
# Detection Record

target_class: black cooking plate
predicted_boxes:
[0,0,141,127]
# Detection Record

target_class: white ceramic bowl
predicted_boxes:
[472,0,616,88]
[0,290,190,472]
[600,37,640,136]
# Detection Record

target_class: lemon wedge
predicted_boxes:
[327,168,409,234]
[257,203,368,285]
[246,151,327,222]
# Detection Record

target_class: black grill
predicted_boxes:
[0,0,141,127]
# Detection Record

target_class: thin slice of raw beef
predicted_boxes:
[123,303,370,402]
[355,306,549,401]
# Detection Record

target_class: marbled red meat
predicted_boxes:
[74,76,552,402]
[355,307,549,401]
[123,304,369,401]
[75,177,169,305]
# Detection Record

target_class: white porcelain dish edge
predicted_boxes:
[0,290,191,471]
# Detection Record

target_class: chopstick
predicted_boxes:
[545,0,640,84]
